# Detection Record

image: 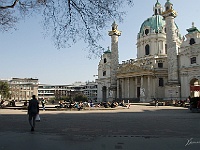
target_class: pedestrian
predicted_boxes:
[155,100,159,107]
[41,98,46,111]
[28,95,39,132]
[127,100,130,109]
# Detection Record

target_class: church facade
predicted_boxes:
[97,0,200,102]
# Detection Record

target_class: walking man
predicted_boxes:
[41,98,46,111]
[28,95,39,131]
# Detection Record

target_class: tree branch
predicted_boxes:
[0,0,19,9]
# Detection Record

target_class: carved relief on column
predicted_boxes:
[167,46,179,82]
[108,22,121,90]
[163,9,179,83]
[166,17,177,44]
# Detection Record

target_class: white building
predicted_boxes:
[38,81,97,101]
[97,0,200,102]
[4,78,39,101]
[84,81,98,102]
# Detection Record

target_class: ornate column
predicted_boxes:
[140,76,145,102]
[117,79,119,99]
[148,76,151,101]
[162,1,179,83]
[108,22,121,100]
[121,78,125,99]
[127,77,130,98]
[135,77,138,98]
[141,76,144,89]
[162,0,180,99]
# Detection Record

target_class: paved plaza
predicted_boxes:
[0,105,200,150]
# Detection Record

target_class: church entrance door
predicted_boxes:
[137,87,140,98]
[102,86,107,102]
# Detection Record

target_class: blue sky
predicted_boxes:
[1,0,200,85]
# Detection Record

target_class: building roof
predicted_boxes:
[138,1,179,37]
[139,15,165,35]
[103,50,111,54]
[186,23,200,34]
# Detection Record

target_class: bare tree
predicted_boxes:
[0,0,133,56]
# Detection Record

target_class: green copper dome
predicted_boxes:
[139,15,165,36]
[104,50,111,54]
[103,47,111,54]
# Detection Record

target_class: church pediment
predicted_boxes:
[117,63,151,74]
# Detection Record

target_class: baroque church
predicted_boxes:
[97,0,200,102]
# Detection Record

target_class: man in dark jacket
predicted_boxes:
[28,95,39,131]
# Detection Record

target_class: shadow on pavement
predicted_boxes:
[0,107,199,150]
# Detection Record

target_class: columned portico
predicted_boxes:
[135,77,138,98]
[148,76,151,100]
[116,75,154,102]
[117,79,120,98]
[127,77,130,98]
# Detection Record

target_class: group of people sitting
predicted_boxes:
[55,100,124,110]
[56,101,84,110]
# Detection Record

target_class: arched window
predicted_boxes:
[145,44,150,55]
[104,58,107,63]
[190,38,196,45]
[145,29,149,35]
[155,9,158,15]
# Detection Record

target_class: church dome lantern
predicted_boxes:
[165,0,173,11]
[154,0,163,15]
[138,1,165,38]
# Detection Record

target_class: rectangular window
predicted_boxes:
[191,57,196,64]
[103,71,106,76]
[158,63,163,68]
[159,78,164,87]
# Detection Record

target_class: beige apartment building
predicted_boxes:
[8,78,39,101]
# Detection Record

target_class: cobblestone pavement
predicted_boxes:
[0,105,200,150]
